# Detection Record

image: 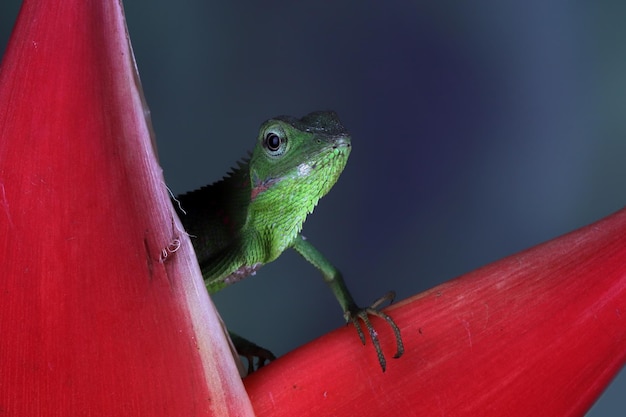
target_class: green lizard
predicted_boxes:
[174,111,403,372]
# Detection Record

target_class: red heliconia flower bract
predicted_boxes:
[0,0,254,415]
[245,208,626,416]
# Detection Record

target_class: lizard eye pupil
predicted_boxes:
[265,133,282,152]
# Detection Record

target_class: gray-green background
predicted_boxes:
[2,1,625,414]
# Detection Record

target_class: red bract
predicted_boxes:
[245,208,626,416]
[0,1,253,415]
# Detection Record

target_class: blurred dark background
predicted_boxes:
[2,1,625,414]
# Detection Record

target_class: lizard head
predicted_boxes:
[246,111,351,256]
[249,111,351,205]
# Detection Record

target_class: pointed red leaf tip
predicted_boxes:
[245,208,626,416]
[0,1,253,416]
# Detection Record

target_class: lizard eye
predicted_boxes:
[264,132,286,155]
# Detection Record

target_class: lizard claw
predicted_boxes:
[230,332,277,374]
[240,347,276,375]
[345,291,404,372]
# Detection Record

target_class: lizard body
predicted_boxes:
[175,111,403,371]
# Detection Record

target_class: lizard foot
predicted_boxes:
[345,291,404,372]
[230,332,277,374]
[240,347,276,375]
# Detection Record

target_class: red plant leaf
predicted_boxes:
[245,208,626,416]
[0,1,253,415]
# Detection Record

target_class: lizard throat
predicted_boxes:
[250,177,281,201]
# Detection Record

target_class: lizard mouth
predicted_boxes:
[314,136,350,170]
[332,136,351,150]
[294,136,350,181]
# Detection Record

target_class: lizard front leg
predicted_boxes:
[292,234,404,372]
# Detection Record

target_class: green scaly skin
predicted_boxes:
[175,111,403,372]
